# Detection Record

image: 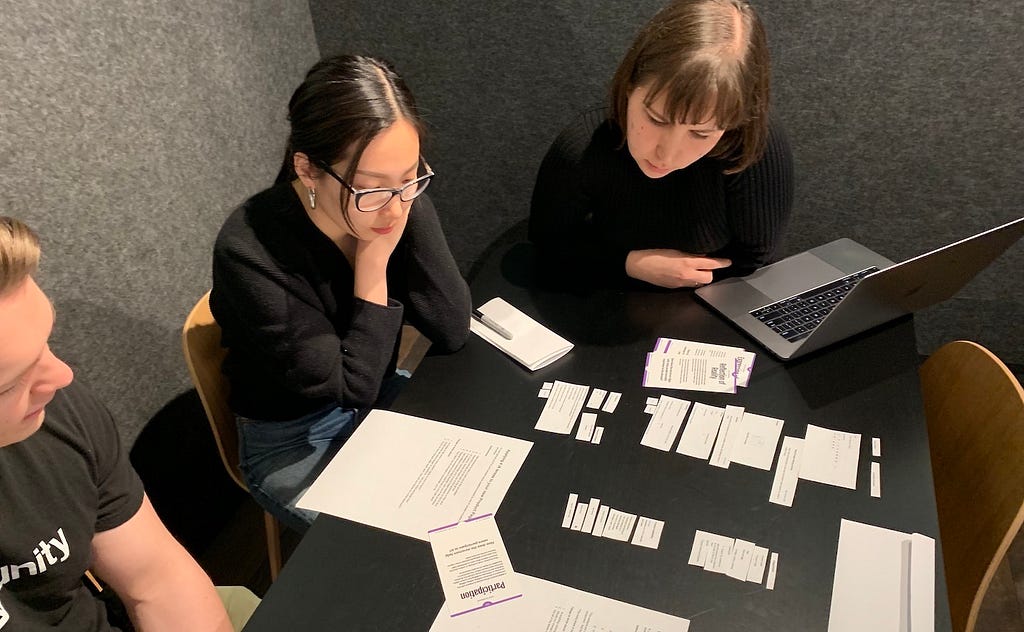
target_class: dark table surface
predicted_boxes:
[243,243,952,631]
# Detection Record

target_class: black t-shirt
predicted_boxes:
[0,380,144,631]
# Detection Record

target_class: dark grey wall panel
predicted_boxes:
[311,0,1023,364]
[0,1,319,442]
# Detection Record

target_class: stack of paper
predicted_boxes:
[643,338,756,392]
[470,297,573,371]
[827,519,935,632]
[688,530,777,588]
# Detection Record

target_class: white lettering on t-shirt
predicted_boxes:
[0,527,70,629]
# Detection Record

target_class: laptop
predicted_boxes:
[695,216,1024,360]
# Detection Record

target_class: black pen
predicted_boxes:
[472,309,514,340]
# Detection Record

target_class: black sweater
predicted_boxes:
[211,183,471,421]
[529,109,794,282]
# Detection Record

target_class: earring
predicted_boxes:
[308,187,317,209]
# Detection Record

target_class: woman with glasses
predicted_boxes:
[529,0,793,289]
[210,54,470,533]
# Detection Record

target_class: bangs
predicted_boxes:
[643,55,749,130]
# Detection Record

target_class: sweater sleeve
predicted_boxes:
[718,120,795,277]
[212,220,404,411]
[528,112,631,281]
[394,193,472,353]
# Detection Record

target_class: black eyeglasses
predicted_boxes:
[316,159,434,212]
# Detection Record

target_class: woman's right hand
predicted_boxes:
[625,249,731,288]
[352,210,409,305]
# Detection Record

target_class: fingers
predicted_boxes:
[690,257,731,270]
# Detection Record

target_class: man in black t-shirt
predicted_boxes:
[0,217,232,631]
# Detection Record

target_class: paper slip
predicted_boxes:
[872,437,881,457]
[429,572,690,631]
[592,505,610,537]
[799,424,861,490]
[828,519,934,632]
[581,498,601,533]
[726,539,756,580]
[429,514,521,617]
[655,338,756,388]
[747,546,770,583]
[602,392,621,413]
[570,502,587,531]
[586,389,607,409]
[535,381,588,434]
[676,402,725,459]
[769,437,804,507]
[688,530,735,567]
[561,493,579,528]
[766,552,779,590]
[575,412,597,442]
[297,410,532,541]
[709,406,745,468]
[729,412,784,470]
[630,517,665,549]
[870,462,881,498]
[640,396,692,451]
[601,509,638,542]
[537,387,551,398]
[643,353,737,393]
[471,297,573,371]
[591,426,604,444]
[704,538,735,574]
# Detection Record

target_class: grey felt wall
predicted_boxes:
[310,0,1023,364]
[0,1,319,443]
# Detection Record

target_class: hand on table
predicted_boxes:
[625,249,731,289]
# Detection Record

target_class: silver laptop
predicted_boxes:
[695,216,1024,360]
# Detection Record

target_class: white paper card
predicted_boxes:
[538,388,551,399]
[471,297,573,371]
[535,381,589,435]
[654,337,756,388]
[575,412,597,442]
[630,517,665,549]
[570,502,587,531]
[297,410,532,541]
[581,498,601,534]
[704,539,736,574]
[602,509,638,542]
[429,573,690,632]
[766,552,779,590]
[561,493,579,528]
[640,396,692,451]
[602,392,622,413]
[591,426,604,444]
[709,406,745,468]
[870,462,881,498]
[730,412,785,470]
[688,530,734,566]
[586,388,608,410]
[799,424,861,490]
[675,402,725,459]
[746,546,770,583]
[644,404,657,415]
[872,437,881,457]
[592,505,610,537]
[646,396,660,406]
[429,515,520,617]
[726,539,756,580]
[769,437,804,507]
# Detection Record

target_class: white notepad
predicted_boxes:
[470,297,574,371]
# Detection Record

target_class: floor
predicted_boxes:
[193,345,1024,630]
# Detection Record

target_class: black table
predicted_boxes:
[243,243,952,631]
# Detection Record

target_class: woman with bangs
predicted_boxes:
[529,0,793,288]
[210,55,471,533]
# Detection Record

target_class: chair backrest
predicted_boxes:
[920,340,1024,632]
[182,291,246,491]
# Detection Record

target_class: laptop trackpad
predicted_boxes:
[746,252,846,299]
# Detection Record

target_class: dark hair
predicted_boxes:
[609,0,771,174]
[275,55,426,229]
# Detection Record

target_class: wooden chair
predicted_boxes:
[920,340,1024,632]
[182,291,282,581]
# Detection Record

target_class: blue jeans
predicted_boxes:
[236,371,410,534]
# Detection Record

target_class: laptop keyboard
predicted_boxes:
[749,267,878,342]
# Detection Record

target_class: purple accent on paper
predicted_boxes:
[643,353,652,386]
[427,521,461,534]
[465,513,493,523]
[450,594,524,617]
